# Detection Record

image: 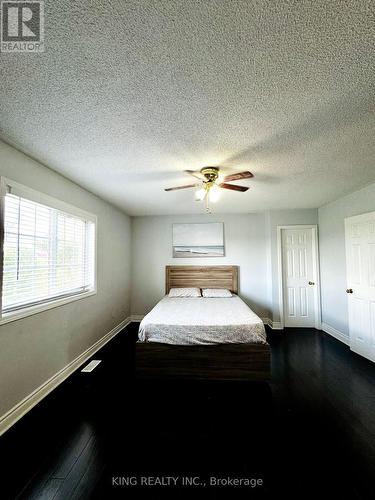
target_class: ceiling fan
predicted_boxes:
[164,166,253,212]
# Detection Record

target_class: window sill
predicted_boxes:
[0,290,97,325]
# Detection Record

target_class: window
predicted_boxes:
[0,178,96,322]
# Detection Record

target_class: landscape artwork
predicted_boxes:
[172,223,224,258]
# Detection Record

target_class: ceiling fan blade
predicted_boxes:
[223,171,253,182]
[164,183,199,192]
[219,183,249,192]
[184,170,206,180]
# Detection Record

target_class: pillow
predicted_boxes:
[202,288,233,298]
[168,287,201,298]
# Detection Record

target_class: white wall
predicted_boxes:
[319,181,375,338]
[0,141,132,419]
[131,213,269,318]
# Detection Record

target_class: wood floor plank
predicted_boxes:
[52,434,103,500]
[23,478,63,500]
[49,422,95,479]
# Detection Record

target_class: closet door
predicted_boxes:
[281,228,317,327]
[345,212,375,362]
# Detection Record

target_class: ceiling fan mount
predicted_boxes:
[200,166,220,183]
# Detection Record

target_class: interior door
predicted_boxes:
[282,228,316,327]
[345,212,375,362]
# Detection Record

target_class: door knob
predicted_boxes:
[346,288,353,294]
[308,281,315,285]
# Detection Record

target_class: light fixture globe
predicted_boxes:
[209,184,221,203]
[195,187,206,201]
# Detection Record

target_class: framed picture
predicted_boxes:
[172,222,225,258]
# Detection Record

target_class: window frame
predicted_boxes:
[0,177,97,325]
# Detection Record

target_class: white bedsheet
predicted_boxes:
[138,296,267,345]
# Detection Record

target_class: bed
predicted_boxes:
[139,295,267,345]
[135,266,271,381]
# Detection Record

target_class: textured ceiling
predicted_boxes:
[0,0,374,215]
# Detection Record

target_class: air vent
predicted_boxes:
[81,360,102,372]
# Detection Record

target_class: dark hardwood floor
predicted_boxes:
[1,324,375,499]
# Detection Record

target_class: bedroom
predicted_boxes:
[0,0,374,499]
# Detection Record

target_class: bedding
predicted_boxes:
[138,295,266,345]
[202,288,232,297]
[168,287,201,297]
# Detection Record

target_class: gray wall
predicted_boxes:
[0,141,132,418]
[131,213,269,318]
[319,181,375,337]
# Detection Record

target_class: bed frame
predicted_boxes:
[135,266,271,382]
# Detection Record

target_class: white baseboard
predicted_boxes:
[262,318,283,330]
[0,316,131,437]
[130,315,144,322]
[321,322,350,346]
[271,321,283,330]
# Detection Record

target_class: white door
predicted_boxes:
[345,212,375,363]
[281,227,318,327]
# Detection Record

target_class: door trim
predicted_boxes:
[277,225,322,330]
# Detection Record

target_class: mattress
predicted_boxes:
[138,295,267,345]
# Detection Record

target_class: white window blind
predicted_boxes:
[2,188,96,314]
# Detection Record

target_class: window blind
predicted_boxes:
[2,192,95,313]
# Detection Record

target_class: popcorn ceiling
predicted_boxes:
[0,0,374,215]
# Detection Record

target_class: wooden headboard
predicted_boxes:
[166,266,238,294]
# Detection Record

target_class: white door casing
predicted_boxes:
[277,226,321,329]
[345,212,375,363]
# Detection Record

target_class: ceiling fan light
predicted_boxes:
[209,185,220,203]
[195,188,206,201]
[217,172,225,183]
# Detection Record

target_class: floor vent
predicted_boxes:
[81,360,102,372]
